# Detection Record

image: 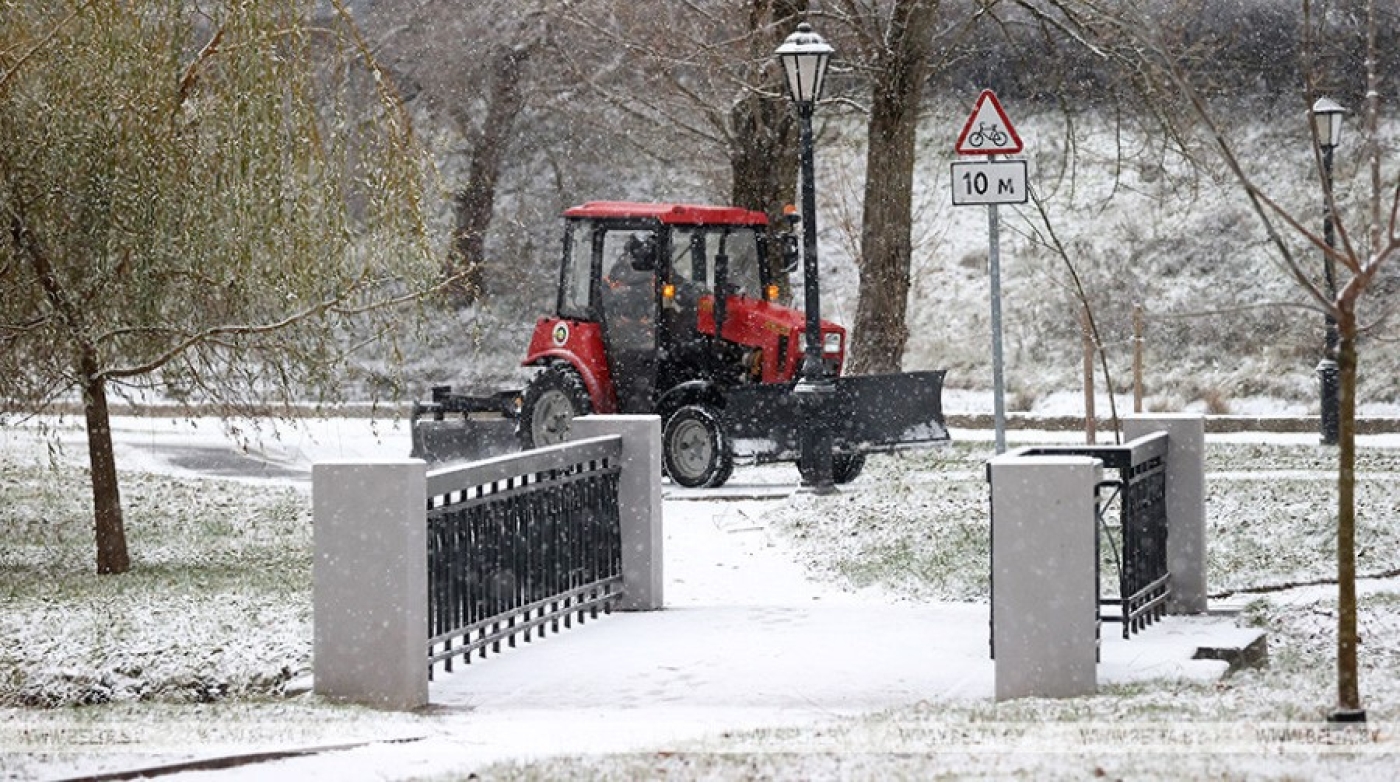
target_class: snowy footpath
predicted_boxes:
[2,416,1265,780]
[177,489,1256,781]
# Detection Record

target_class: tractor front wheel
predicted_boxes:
[662,405,734,489]
[518,364,592,450]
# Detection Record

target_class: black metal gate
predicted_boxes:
[1016,433,1171,639]
[425,437,624,675]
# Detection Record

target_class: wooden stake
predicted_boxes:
[1082,306,1095,443]
[1133,303,1145,414]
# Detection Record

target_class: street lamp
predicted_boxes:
[1312,97,1346,446]
[776,22,836,491]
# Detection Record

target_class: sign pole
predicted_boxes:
[951,89,1022,455]
[987,157,1007,454]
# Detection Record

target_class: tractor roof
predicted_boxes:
[563,201,769,227]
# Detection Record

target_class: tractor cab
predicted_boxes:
[526,202,846,423]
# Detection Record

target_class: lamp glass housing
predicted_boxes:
[1312,97,1347,149]
[776,23,833,104]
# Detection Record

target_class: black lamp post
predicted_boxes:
[1312,97,1346,446]
[776,22,836,491]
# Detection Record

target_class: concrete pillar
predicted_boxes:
[312,460,428,710]
[571,415,664,611]
[989,454,1100,701]
[1126,413,1207,614]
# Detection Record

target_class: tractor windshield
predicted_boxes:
[670,227,763,298]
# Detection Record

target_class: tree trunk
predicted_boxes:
[730,92,800,230]
[12,209,130,573]
[847,0,938,375]
[81,355,130,575]
[731,92,800,296]
[447,45,530,306]
[731,0,807,297]
[849,92,916,374]
[1335,314,1360,712]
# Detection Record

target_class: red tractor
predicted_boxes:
[413,201,947,488]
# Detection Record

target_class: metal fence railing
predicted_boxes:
[1015,433,1171,640]
[425,436,624,676]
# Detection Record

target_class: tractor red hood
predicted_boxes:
[721,296,835,335]
[701,294,846,382]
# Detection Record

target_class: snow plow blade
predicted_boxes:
[409,386,522,465]
[720,370,949,461]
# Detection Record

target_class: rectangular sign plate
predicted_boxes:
[951,159,1029,206]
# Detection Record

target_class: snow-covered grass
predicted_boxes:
[4,430,1400,779]
[768,439,1400,603]
[0,455,312,708]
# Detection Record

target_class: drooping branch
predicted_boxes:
[0,1,96,92]
[330,0,419,149]
[99,270,461,381]
[174,26,224,110]
[1027,183,1121,442]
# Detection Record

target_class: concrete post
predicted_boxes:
[571,415,664,611]
[1126,414,1207,614]
[312,460,428,710]
[989,454,1100,701]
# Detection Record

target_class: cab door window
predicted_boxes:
[558,219,596,320]
[598,228,659,411]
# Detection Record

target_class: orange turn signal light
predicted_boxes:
[765,284,780,302]
[662,283,676,300]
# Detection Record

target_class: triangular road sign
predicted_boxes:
[955,89,1023,155]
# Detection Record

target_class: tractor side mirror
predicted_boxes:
[781,205,801,273]
[781,233,799,273]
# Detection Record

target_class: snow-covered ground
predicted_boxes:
[3,415,1400,780]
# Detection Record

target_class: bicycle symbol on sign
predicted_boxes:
[966,122,1010,148]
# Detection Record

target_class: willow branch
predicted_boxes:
[174,26,225,111]
[100,271,466,380]
[0,1,96,92]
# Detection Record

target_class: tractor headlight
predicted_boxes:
[797,332,843,355]
[823,332,842,355]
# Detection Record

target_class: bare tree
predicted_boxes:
[366,0,550,306]
[555,0,808,228]
[730,1,807,225]
[824,0,967,374]
[1045,0,1396,720]
[0,1,436,574]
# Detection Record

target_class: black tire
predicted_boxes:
[662,405,734,489]
[517,364,592,450]
[798,452,867,485]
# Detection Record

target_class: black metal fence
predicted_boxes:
[425,436,624,675]
[1013,432,1171,639]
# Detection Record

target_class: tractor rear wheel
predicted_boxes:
[663,405,733,489]
[518,364,592,450]
[798,452,867,485]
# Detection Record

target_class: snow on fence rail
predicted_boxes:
[312,415,663,710]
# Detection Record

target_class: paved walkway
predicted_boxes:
[196,493,1257,781]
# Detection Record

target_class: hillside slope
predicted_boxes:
[386,100,1400,417]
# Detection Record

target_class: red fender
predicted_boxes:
[522,318,618,413]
